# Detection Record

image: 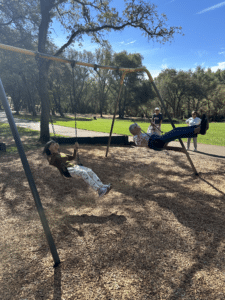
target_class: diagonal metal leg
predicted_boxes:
[149,77,198,175]
[106,73,126,157]
[0,78,60,267]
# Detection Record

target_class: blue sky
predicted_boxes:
[51,0,225,78]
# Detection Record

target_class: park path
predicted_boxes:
[0,111,120,137]
[0,111,224,159]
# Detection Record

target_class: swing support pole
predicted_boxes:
[145,70,198,175]
[0,78,60,267]
[106,72,126,157]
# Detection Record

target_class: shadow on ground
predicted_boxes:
[0,145,225,299]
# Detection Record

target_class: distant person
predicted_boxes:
[149,107,163,136]
[185,111,201,152]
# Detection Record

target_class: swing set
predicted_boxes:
[0,42,199,267]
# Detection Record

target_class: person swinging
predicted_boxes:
[129,114,209,151]
[43,141,112,197]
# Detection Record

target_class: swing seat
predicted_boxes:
[0,143,6,152]
[52,136,129,145]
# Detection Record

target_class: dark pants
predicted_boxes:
[148,126,197,151]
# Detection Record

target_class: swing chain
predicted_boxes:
[93,64,98,72]
[50,116,56,137]
[71,60,82,166]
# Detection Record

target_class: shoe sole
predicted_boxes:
[99,185,112,197]
[104,185,112,196]
[200,114,209,135]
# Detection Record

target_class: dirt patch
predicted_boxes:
[1,145,225,299]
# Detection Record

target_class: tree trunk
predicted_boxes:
[20,72,37,117]
[38,0,54,143]
[12,89,22,115]
[57,95,64,117]
[187,97,191,116]
[39,60,50,143]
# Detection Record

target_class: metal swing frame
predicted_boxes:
[105,68,198,175]
[0,43,198,267]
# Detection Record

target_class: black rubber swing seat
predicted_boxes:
[52,135,130,145]
[200,114,209,135]
[0,143,6,152]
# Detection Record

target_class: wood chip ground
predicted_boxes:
[1,145,225,300]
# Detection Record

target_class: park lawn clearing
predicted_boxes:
[1,144,225,299]
[53,118,225,147]
[0,123,67,155]
[0,122,42,154]
[4,114,225,147]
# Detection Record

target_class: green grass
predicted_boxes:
[12,113,41,122]
[0,122,63,155]
[0,122,42,154]
[53,118,225,147]
[4,114,225,149]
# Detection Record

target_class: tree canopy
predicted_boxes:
[1,0,185,142]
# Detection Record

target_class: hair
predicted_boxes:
[42,140,56,156]
[192,111,198,116]
[129,123,139,135]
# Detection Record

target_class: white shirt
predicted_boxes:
[186,117,201,126]
[147,125,161,135]
[133,132,152,147]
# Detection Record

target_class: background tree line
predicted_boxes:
[0,46,153,117]
[0,0,182,142]
[0,0,224,144]
[1,45,225,122]
[155,67,225,122]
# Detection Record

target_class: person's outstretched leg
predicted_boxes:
[161,126,198,144]
[85,167,105,188]
[68,166,111,196]
[68,166,101,191]
[85,167,112,195]
[148,126,197,150]
[148,115,208,151]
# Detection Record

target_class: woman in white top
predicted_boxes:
[185,111,201,152]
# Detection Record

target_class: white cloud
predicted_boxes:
[196,50,208,57]
[197,1,225,14]
[210,62,225,72]
[117,40,136,46]
[219,51,225,55]
[126,40,136,45]
[146,70,162,79]
[161,64,168,69]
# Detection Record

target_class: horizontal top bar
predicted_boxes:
[0,43,152,77]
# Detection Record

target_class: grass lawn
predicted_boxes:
[4,114,225,148]
[0,123,61,154]
[53,118,225,147]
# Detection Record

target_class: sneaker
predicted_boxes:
[187,148,189,151]
[193,149,197,152]
[200,114,209,135]
[98,185,112,197]
[98,187,107,197]
[104,184,112,195]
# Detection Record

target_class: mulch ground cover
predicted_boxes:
[1,145,225,300]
